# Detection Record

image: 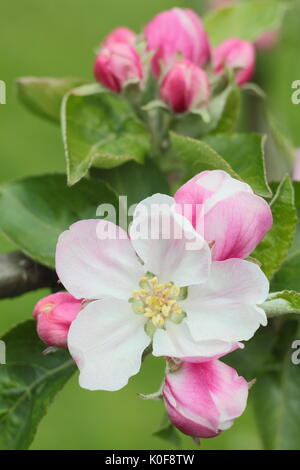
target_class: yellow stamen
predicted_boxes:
[130,275,185,329]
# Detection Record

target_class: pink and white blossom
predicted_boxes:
[163,358,248,438]
[94,42,143,93]
[144,8,210,77]
[160,60,211,113]
[56,192,269,391]
[174,170,273,261]
[33,292,82,348]
[213,38,256,86]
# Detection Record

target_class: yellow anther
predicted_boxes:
[144,308,155,318]
[170,285,180,297]
[162,305,171,316]
[130,275,185,329]
[152,315,165,327]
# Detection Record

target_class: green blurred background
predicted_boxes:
[0,0,299,450]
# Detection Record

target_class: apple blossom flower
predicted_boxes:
[213,38,256,86]
[33,292,83,348]
[102,27,136,47]
[174,170,273,261]
[160,60,211,113]
[56,193,269,391]
[94,42,143,93]
[144,8,210,77]
[163,358,248,438]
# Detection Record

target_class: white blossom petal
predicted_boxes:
[129,194,211,286]
[152,320,237,360]
[182,259,269,342]
[56,219,144,300]
[68,298,150,391]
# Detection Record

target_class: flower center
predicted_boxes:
[130,274,186,333]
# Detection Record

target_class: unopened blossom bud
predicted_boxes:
[254,30,279,51]
[175,170,273,260]
[144,8,210,77]
[160,60,210,113]
[94,42,143,93]
[33,292,82,348]
[213,38,256,86]
[103,27,136,47]
[163,359,248,438]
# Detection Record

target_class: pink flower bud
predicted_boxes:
[160,60,210,113]
[102,27,136,47]
[163,359,248,438]
[213,38,256,86]
[33,292,82,348]
[94,42,143,93]
[144,8,210,77]
[254,30,279,51]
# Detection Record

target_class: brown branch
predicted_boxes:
[0,251,58,299]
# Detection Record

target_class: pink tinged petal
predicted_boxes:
[94,42,143,93]
[175,170,273,260]
[68,298,150,391]
[152,320,238,360]
[254,30,279,51]
[183,259,269,343]
[129,194,211,287]
[103,27,136,47]
[56,219,144,301]
[163,359,248,438]
[183,342,244,364]
[175,170,251,230]
[33,292,82,348]
[160,60,211,113]
[213,38,256,86]
[144,8,210,76]
[204,191,273,261]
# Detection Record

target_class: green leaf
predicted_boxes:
[203,133,272,197]
[266,111,296,169]
[212,85,241,134]
[61,85,150,185]
[172,85,240,139]
[252,322,300,450]
[153,412,182,447]
[224,325,277,381]
[0,321,76,450]
[170,132,241,181]
[271,251,300,292]
[252,176,297,279]
[16,76,87,123]
[0,174,118,268]
[93,158,170,208]
[204,1,287,46]
[261,290,300,317]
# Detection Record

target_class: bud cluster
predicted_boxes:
[93,8,256,115]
